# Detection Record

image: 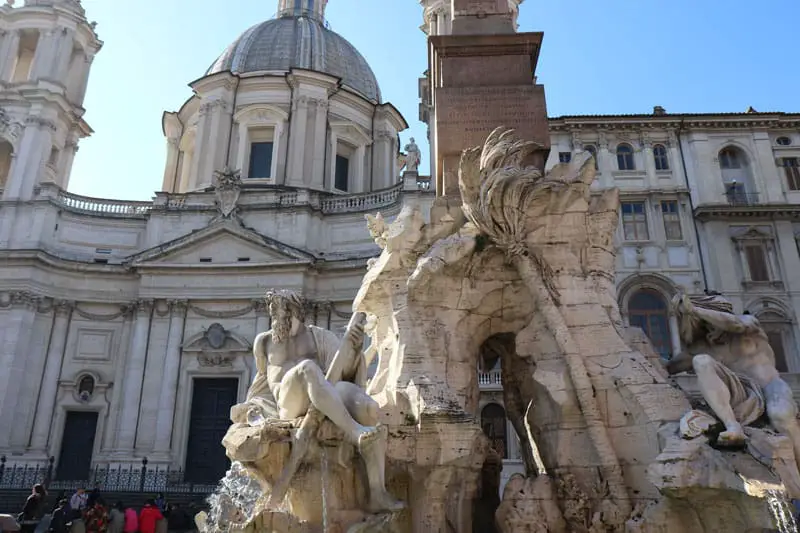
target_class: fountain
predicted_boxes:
[193,126,800,533]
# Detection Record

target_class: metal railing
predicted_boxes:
[0,456,215,495]
[725,191,760,206]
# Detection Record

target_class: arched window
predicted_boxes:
[481,403,508,459]
[617,143,635,170]
[653,144,669,171]
[719,148,742,169]
[719,147,754,205]
[628,289,672,359]
[0,141,12,189]
[584,145,598,170]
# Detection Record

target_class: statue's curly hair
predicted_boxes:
[264,289,306,322]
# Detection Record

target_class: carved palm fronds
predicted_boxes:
[459,127,594,305]
[460,127,631,519]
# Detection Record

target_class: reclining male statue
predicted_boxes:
[666,292,800,488]
[232,289,403,514]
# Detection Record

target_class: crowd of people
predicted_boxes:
[1,485,197,533]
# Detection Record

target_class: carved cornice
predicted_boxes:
[549,115,800,133]
[375,129,395,142]
[168,299,188,313]
[53,299,75,316]
[199,99,229,115]
[73,303,131,322]
[25,116,57,132]
[694,204,800,221]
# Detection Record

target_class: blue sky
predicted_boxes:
[71,0,800,200]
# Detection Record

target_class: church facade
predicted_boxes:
[1,0,800,490]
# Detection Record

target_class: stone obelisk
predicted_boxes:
[430,0,550,211]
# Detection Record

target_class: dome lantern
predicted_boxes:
[276,0,327,23]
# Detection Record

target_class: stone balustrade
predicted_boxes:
[319,184,402,213]
[37,182,424,218]
[55,189,152,218]
[478,369,503,389]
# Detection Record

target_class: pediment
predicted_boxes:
[730,225,774,241]
[129,220,314,267]
[182,323,251,353]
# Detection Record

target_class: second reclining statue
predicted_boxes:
[226,289,403,517]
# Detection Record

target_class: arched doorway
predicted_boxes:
[481,403,508,459]
[628,289,672,359]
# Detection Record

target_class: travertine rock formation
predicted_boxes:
[206,128,799,533]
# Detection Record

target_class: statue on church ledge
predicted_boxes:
[403,137,421,173]
[665,291,800,496]
[218,289,403,532]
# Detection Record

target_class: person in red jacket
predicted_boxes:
[137,500,163,533]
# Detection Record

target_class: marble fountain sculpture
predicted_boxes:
[199,128,800,533]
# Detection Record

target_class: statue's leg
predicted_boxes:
[279,361,372,444]
[764,377,800,468]
[335,382,405,513]
[692,354,745,444]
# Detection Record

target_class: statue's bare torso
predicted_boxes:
[684,315,778,389]
[264,326,320,400]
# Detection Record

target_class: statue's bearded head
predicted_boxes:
[265,289,306,343]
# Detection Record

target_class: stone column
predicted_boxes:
[0,293,40,449]
[53,30,74,82]
[310,98,328,189]
[151,300,187,459]
[669,314,681,358]
[354,144,366,192]
[373,129,394,190]
[114,300,153,454]
[29,29,57,81]
[197,100,227,188]
[161,138,180,191]
[641,137,657,188]
[59,140,79,189]
[29,300,73,453]
[3,117,54,201]
[287,95,309,187]
[328,131,338,190]
[0,29,19,80]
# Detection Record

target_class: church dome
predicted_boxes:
[206,15,381,102]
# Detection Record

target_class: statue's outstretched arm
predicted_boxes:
[693,306,760,335]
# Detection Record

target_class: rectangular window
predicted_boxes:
[621,202,649,241]
[558,152,572,163]
[782,157,800,191]
[248,142,273,179]
[660,201,683,240]
[766,330,789,372]
[335,155,350,191]
[744,244,770,282]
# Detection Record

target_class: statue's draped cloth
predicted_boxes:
[231,325,342,423]
[681,356,767,438]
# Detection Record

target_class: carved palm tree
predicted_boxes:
[459,127,631,518]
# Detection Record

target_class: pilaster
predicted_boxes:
[0,30,19,81]
[0,292,41,450]
[287,94,310,187]
[151,300,188,459]
[310,97,328,189]
[29,300,74,453]
[114,299,153,454]
[2,116,55,200]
